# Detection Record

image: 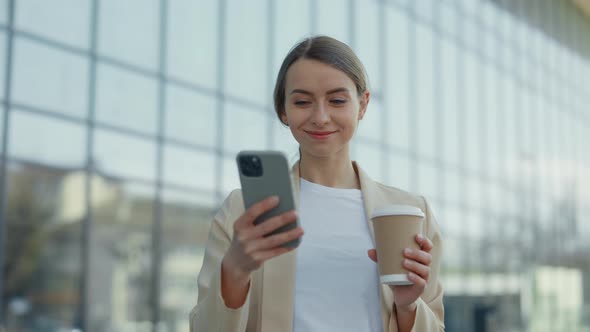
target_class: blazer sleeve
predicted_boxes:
[388,196,445,332]
[189,190,252,332]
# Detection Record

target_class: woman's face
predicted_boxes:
[281,59,369,158]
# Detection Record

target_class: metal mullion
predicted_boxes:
[407,2,417,192]
[214,0,226,204]
[81,0,99,329]
[9,102,87,125]
[377,0,389,184]
[432,0,444,209]
[454,3,469,295]
[513,1,527,279]
[151,0,168,329]
[14,29,89,57]
[266,0,275,150]
[475,0,493,282]
[310,0,317,35]
[0,0,15,321]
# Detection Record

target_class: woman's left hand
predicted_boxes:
[367,234,433,312]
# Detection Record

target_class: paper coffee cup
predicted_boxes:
[371,205,425,286]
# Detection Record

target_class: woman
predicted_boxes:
[190,36,444,332]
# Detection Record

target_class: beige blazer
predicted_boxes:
[190,161,445,331]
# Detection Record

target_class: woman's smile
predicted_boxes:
[305,130,338,140]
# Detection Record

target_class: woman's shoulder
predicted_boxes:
[355,160,427,209]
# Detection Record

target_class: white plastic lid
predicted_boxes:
[380,274,413,286]
[371,205,425,219]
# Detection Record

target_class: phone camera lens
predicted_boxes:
[239,155,263,177]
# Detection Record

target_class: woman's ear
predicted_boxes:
[280,112,289,125]
[358,91,370,120]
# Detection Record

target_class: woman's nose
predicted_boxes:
[311,104,330,126]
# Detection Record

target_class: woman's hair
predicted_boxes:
[273,35,369,125]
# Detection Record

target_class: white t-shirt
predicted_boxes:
[292,178,384,332]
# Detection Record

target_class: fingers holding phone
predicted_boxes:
[225,195,303,279]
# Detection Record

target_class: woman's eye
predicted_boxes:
[331,99,347,105]
[294,100,310,106]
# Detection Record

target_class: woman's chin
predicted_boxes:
[300,144,349,159]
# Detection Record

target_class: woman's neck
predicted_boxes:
[298,152,359,189]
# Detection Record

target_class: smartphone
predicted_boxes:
[236,150,301,249]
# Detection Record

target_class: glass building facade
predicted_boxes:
[1,0,589,331]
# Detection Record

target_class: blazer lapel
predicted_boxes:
[259,162,300,332]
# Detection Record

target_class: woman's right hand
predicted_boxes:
[221,195,303,307]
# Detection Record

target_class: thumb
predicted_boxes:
[367,249,378,263]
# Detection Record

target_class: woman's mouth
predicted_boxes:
[305,130,336,140]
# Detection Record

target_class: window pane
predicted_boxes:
[416,161,439,201]
[12,38,88,118]
[482,27,498,63]
[88,181,154,331]
[502,75,517,178]
[273,0,311,81]
[489,184,503,215]
[354,0,381,90]
[357,96,382,142]
[225,0,268,105]
[388,152,411,192]
[9,111,86,167]
[466,176,482,210]
[354,142,383,184]
[414,0,434,22]
[15,0,90,48]
[94,129,156,181]
[466,208,485,240]
[462,17,481,53]
[222,156,241,196]
[165,85,216,147]
[0,0,6,24]
[3,162,84,331]
[443,168,463,206]
[497,7,514,44]
[521,90,535,159]
[167,0,218,89]
[223,103,268,153]
[441,204,465,237]
[460,0,480,16]
[503,44,518,84]
[160,189,216,332]
[440,38,460,166]
[96,63,158,134]
[439,2,458,37]
[440,236,464,273]
[163,144,215,191]
[463,51,481,172]
[98,0,159,69]
[316,0,350,44]
[386,7,409,150]
[271,120,299,162]
[416,24,436,160]
[484,64,500,180]
[0,31,5,99]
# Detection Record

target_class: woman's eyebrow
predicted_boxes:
[289,87,349,95]
[290,89,313,96]
[325,87,349,95]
